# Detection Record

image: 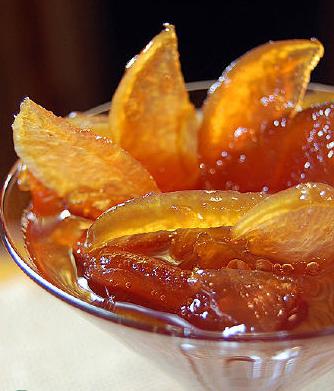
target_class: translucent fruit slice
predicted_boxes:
[74,241,304,331]
[233,183,334,267]
[109,24,199,191]
[199,39,324,192]
[85,190,266,251]
[67,112,111,138]
[13,98,159,219]
[273,103,334,190]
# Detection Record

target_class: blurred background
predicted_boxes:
[1,0,334,179]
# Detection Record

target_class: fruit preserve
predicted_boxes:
[13,25,334,335]
[22,182,334,333]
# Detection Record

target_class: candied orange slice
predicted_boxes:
[85,190,266,251]
[199,39,323,192]
[67,112,111,138]
[109,24,199,191]
[233,183,334,266]
[13,98,159,219]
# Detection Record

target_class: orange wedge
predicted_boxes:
[67,112,111,138]
[13,98,159,219]
[233,183,334,267]
[109,24,199,191]
[199,39,324,192]
[85,190,266,251]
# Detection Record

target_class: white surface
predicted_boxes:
[1,261,334,391]
[0,268,182,391]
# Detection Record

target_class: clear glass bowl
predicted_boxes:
[2,81,334,391]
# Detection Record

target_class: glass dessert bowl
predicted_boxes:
[3,82,334,391]
[3,25,334,390]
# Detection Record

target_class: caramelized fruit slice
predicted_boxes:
[233,183,334,267]
[199,39,323,192]
[273,103,334,190]
[109,24,199,191]
[86,190,266,251]
[67,112,111,138]
[13,98,159,219]
[74,243,304,331]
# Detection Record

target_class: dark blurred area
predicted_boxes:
[1,0,334,179]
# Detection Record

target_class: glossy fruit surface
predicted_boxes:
[85,190,266,251]
[199,39,324,192]
[233,183,334,269]
[75,238,304,332]
[13,98,159,219]
[273,103,334,190]
[109,24,199,191]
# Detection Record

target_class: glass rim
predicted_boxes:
[82,81,334,116]
[2,80,334,343]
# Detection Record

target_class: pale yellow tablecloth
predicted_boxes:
[1,247,334,391]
